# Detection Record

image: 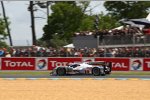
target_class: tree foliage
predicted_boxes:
[79,13,119,31]
[0,16,8,48]
[78,15,94,31]
[97,13,120,30]
[0,17,7,39]
[104,1,150,19]
[40,1,123,47]
[0,41,8,48]
[42,1,85,42]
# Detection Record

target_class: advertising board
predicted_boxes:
[36,58,48,70]
[130,58,143,71]
[48,57,82,70]
[95,58,130,71]
[0,57,150,71]
[143,58,150,71]
[1,58,35,70]
[0,58,2,70]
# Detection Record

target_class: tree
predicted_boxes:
[0,17,7,39]
[0,17,8,48]
[97,13,120,30]
[78,15,95,31]
[104,1,150,19]
[0,41,8,48]
[80,13,119,31]
[1,1,13,46]
[42,1,86,45]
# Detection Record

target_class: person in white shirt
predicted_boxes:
[5,52,11,57]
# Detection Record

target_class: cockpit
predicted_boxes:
[69,64,80,68]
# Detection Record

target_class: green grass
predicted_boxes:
[0,71,150,76]
[111,71,150,75]
[0,71,51,75]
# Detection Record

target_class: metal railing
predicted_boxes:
[102,35,150,45]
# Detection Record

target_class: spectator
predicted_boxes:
[0,46,150,57]
[5,52,11,57]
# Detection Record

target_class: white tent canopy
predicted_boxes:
[63,44,75,48]
[112,26,124,30]
[109,26,124,32]
[146,13,150,21]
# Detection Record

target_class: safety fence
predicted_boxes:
[0,57,150,71]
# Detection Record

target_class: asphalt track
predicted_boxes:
[0,74,150,78]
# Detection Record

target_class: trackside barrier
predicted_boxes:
[0,57,150,71]
[143,58,150,71]
[1,58,35,70]
[0,58,1,70]
[95,58,129,71]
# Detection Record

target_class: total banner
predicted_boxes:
[1,58,35,70]
[0,57,150,71]
[48,57,82,70]
[143,58,150,71]
[130,58,143,71]
[95,58,130,71]
[0,58,1,70]
[36,58,48,70]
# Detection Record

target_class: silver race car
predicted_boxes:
[51,61,112,76]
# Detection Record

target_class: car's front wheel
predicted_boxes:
[56,67,66,76]
[92,67,100,76]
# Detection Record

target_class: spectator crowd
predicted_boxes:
[74,26,146,39]
[0,46,150,57]
[1,26,150,58]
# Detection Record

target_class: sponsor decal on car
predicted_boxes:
[48,58,82,70]
[82,57,95,62]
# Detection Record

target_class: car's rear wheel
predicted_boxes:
[56,67,66,76]
[105,67,111,74]
[92,67,100,76]
[105,71,110,74]
[106,62,112,73]
[101,73,106,76]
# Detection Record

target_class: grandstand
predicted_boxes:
[73,26,150,49]
[73,34,150,48]
[73,13,150,49]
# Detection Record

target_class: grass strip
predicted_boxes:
[0,71,150,76]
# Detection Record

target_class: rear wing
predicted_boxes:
[106,62,112,71]
[88,61,105,65]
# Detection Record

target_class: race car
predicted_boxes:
[51,61,112,76]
